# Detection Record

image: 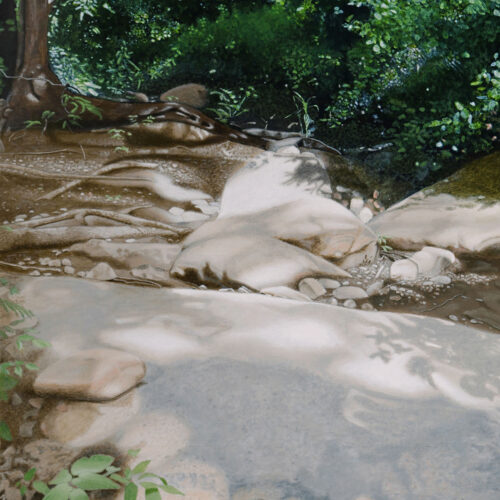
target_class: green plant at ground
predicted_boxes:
[16,450,183,499]
[287,91,319,137]
[207,87,258,124]
[23,93,103,133]
[377,235,392,253]
[0,278,50,443]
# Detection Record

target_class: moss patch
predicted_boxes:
[429,152,500,201]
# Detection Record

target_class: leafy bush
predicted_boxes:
[17,450,183,499]
[47,0,500,192]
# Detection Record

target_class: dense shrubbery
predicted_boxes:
[45,0,500,191]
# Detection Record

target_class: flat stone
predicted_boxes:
[19,421,35,438]
[85,262,117,281]
[33,348,146,401]
[298,278,327,299]
[432,275,452,285]
[333,286,369,300]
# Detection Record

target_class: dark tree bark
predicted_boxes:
[0,0,264,148]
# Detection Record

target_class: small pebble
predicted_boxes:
[448,314,459,322]
[343,299,357,309]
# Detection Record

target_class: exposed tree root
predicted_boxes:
[33,161,159,200]
[16,208,188,233]
[0,226,178,253]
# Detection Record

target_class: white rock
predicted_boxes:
[64,266,75,275]
[318,278,341,290]
[61,258,72,267]
[366,280,385,296]
[34,348,146,401]
[333,286,369,300]
[298,278,327,299]
[359,207,373,223]
[343,299,357,308]
[169,206,185,216]
[432,275,452,285]
[86,262,117,281]
[390,246,455,280]
[350,198,364,216]
[369,189,500,256]
[171,234,349,291]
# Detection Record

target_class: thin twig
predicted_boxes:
[418,294,464,313]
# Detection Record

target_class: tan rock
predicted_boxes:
[34,348,146,401]
[298,277,327,299]
[159,83,209,109]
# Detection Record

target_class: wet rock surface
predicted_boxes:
[6,276,500,500]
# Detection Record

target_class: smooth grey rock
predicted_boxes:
[391,246,455,280]
[432,275,452,285]
[333,286,369,300]
[318,278,341,290]
[298,278,327,299]
[85,262,117,281]
[343,299,357,308]
[16,276,500,500]
[366,280,385,296]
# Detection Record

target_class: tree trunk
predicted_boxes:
[0,0,265,148]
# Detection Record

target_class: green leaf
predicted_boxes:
[109,474,128,485]
[69,488,89,500]
[71,455,115,475]
[19,485,27,496]
[71,473,120,491]
[158,480,184,496]
[49,469,72,485]
[132,460,151,475]
[145,488,162,500]
[44,483,73,500]
[24,467,37,481]
[0,420,12,441]
[124,482,138,500]
[33,480,50,495]
[127,449,140,457]
[140,482,161,490]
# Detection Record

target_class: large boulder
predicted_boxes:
[370,152,500,256]
[171,150,377,289]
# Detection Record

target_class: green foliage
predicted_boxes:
[17,451,183,499]
[288,91,319,137]
[207,87,257,123]
[48,0,499,191]
[0,278,49,444]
